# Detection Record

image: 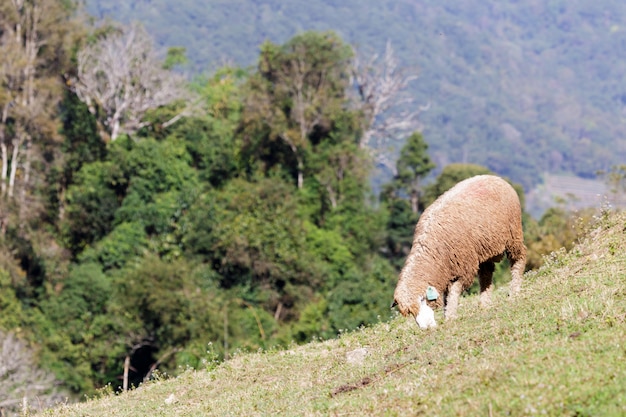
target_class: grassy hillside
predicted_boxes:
[84,0,626,191]
[39,209,626,416]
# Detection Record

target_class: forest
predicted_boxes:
[0,0,620,413]
[85,0,626,191]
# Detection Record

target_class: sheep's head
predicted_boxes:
[392,284,439,329]
[392,285,420,317]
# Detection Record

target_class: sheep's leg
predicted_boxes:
[444,280,464,320]
[507,245,526,296]
[478,261,495,308]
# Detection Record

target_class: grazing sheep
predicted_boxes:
[392,174,526,328]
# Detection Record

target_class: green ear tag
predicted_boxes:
[426,286,439,301]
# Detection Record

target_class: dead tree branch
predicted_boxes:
[72,22,192,141]
[351,41,427,173]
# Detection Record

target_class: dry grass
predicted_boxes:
[37,210,626,417]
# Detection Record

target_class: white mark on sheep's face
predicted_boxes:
[415,297,437,329]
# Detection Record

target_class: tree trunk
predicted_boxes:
[8,140,19,199]
[326,184,337,209]
[111,118,121,142]
[410,180,420,213]
[297,164,304,189]
[18,143,31,224]
[223,306,229,361]
[274,302,283,321]
[281,134,304,189]
[1,104,9,198]
[123,355,130,391]
[0,142,7,198]
[410,191,418,214]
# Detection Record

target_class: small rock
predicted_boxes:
[164,393,176,405]
[346,347,368,365]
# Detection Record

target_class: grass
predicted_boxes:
[37,210,626,416]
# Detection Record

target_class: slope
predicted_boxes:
[39,209,626,416]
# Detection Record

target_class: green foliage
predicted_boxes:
[0,267,24,330]
[325,257,396,332]
[524,207,593,270]
[286,298,330,343]
[79,222,147,270]
[379,197,419,269]
[240,30,360,191]
[175,68,246,186]
[60,91,106,183]
[396,131,435,179]
[107,256,225,375]
[61,160,124,255]
[185,177,322,297]
[43,263,111,328]
[303,223,353,287]
[284,256,396,343]
[63,135,199,259]
[163,46,187,70]
[112,136,198,202]
[380,131,434,267]
[394,131,436,211]
[51,90,107,224]
[36,263,115,392]
[111,256,194,346]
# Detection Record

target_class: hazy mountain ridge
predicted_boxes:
[85,0,626,192]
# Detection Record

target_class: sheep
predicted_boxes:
[392,174,526,328]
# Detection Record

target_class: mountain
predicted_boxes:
[84,0,626,193]
[37,209,626,416]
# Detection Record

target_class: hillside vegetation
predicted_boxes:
[85,0,626,190]
[39,209,626,416]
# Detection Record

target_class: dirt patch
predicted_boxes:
[330,360,415,397]
[330,377,373,397]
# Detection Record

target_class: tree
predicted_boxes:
[351,41,425,168]
[108,256,222,389]
[523,207,593,270]
[394,131,435,213]
[241,31,355,189]
[53,89,107,224]
[378,132,433,266]
[179,67,245,187]
[71,22,191,141]
[62,135,199,257]
[185,177,322,317]
[0,0,74,217]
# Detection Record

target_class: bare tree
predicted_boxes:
[72,22,191,141]
[0,331,67,416]
[351,41,427,171]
